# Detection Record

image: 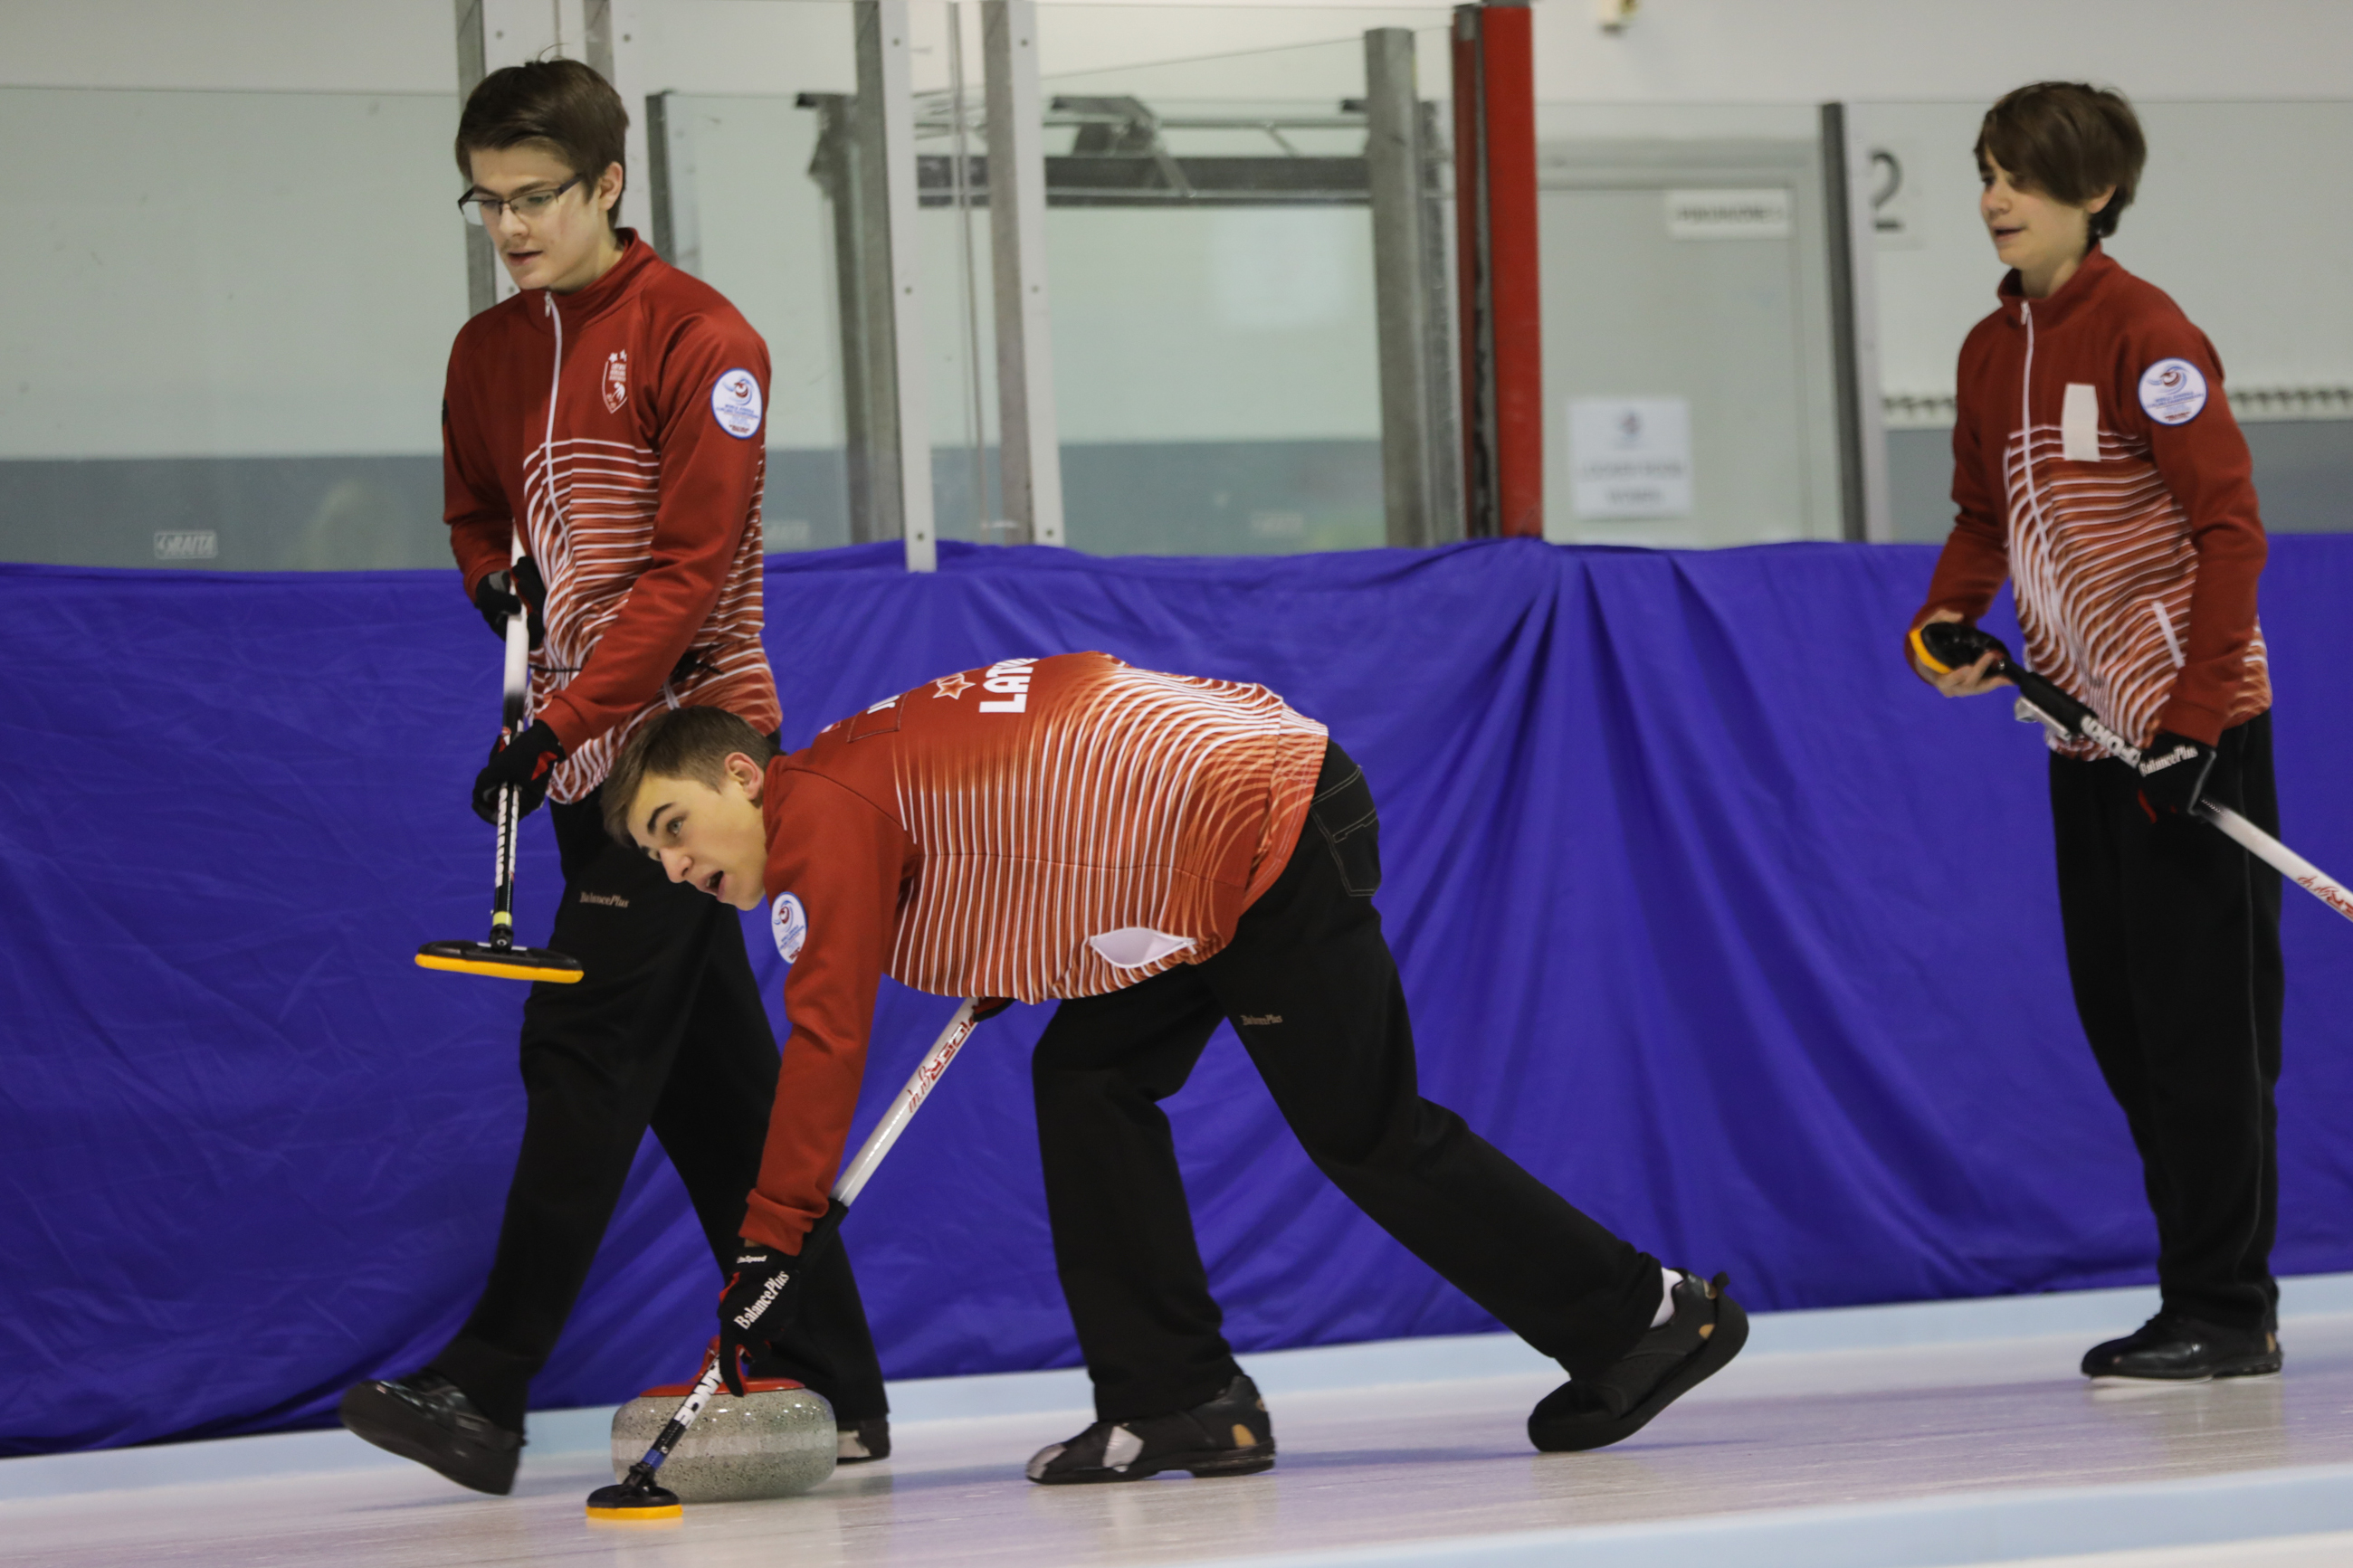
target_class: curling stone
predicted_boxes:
[609,1375,836,1502]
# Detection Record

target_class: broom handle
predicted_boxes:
[489,537,530,951]
[2199,800,2353,924]
[836,998,982,1204]
[2000,659,2353,927]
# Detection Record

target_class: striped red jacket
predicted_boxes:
[742,652,1329,1250]
[1914,246,2269,751]
[443,232,778,801]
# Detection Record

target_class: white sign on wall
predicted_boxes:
[1664,188,1792,240]
[1568,398,1693,518]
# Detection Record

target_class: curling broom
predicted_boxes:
[416,541,585,984]
[1912,621,2353,926]
[586,997,1003,1523]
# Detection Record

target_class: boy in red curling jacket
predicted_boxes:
[598,652,1750,1483]
[1909,82,2283,1382]
[338,61,886,1495]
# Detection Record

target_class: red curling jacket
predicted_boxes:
[443,231,780,800]
[739,652,1329,1253]
[1912,246,2270,751]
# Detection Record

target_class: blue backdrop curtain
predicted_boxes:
[4,536,2348,1455]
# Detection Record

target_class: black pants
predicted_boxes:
[430,790,885,1430]
[2050,712,2285,1334]
[1034,743,1659,1421]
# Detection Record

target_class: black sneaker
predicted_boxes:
[1529,1269,1748,1453]
[837,1416,891,1462]
[2082,1314,2282,1381]
[740,1340,891,1461]
[338,1372,523,1495]
[1026,1373,1274,1484]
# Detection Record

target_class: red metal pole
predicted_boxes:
[1478,3,1542,537]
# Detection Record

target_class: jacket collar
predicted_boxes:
[524,230,654,332]
[1996,242,2118,331]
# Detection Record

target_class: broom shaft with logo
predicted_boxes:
[1911,623,2353,926]
[489,537,530,952]
[608,999,990,1494]
[414,539,585,984]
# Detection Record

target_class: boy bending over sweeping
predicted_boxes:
[604,651,1745,1480]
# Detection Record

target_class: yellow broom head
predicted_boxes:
[586,1479,682,1524]
[415,940,584,984]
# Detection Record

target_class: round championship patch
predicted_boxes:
[769,890,807,963]
[711,368,764,440]
[2138,357,2208,425]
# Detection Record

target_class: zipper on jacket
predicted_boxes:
[537,292,567,688]
[2019,301,2043,529]
[538,285,685,713]
[540,291,565,539]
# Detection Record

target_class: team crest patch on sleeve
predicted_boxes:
[2138,357,2208,425]
[769,891,807,962]
[711,368,764,440]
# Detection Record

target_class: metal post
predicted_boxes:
[1450,12,1492,537]
[948,5,991,542]
[454,0,498,317]
[804,93,894,545]
[583,0,614,79]
[859,0,937,572]
[1365,28,1460,547]
[457,0,596,315]
[644,92,701,274]
[982,0,1065,546]
[585,0,653,243]
[1820,103,1892,543]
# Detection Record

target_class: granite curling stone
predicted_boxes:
[610,1376,837,1502]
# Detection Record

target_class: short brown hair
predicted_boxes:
[602,707,778,847]
[455,59,629,228]
[1976,82,2146,242]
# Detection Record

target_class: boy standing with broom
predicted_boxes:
[339,61,887,1494]
[1909,82,2283,1383]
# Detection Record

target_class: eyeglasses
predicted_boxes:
[458,175,583,226]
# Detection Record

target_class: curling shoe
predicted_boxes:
[2082,1314,2282,1382]
[338,1372,523,1496]
[1027,1373,1274,1484]
[838,1416,891,1462]
[1529,1269,1748,1453]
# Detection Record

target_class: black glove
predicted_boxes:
[2137,729,2216,817]
[472,718,566,823]
[472,558,547,650]
[717,1238,808,1396]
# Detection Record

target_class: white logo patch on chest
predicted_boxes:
[602,349,629,413]
[770,890,808,963]
[711,368,764,440]
[2138,357,2208,426]
[2061,382,2101,461]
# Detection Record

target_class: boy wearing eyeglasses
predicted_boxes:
[338,60,889,1495]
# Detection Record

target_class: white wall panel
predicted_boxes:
[0,89,465,459]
